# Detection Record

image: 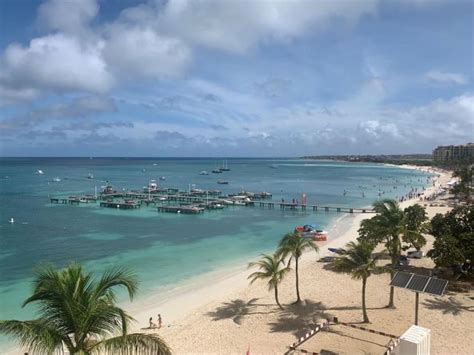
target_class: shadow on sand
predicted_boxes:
[423,296,474,316]
[268,299,333,337]
[206,298,276,325]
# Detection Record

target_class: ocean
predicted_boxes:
[0,158,430,349]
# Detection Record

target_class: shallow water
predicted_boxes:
[0,158,430,348]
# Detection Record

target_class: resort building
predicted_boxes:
[433,143,474,164]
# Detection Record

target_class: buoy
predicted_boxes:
[9,218,14,224]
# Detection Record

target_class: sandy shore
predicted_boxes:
[129,165,473,354]
[7,165,471,355]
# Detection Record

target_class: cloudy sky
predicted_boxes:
[0,0,472,157]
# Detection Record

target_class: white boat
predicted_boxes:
[52,177,61,182]
[144,180,158,193]
[87,173,94,179]
[9,218,14,224]
[220,199,234,205]
[159,176,166,181]
[36,170,44,175]
[199,171,209,175]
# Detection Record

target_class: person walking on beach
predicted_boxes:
[158,314,162,329]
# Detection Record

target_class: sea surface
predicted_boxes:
[0,158,431,348]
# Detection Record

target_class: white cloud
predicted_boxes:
[153,0,378,53]
[0,0,378,102]
[38,0,99,35]
[1,34,114,94]
[425,70,468,85]
[103,25,192,80]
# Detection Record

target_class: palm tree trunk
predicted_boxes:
[388,256,397,308]
[274,286,283,310]
[295,256,301,303]
[362,277,369,323]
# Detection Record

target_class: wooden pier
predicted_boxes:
[50,196,96,205]
[247,201,374,213]
[100,200,141,209]
[157,205,205,214]
[50,184,374,215]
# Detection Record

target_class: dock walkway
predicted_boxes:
[248,201,374,213]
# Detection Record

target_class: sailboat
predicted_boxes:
[220,160,230,171]
[212,162,222,173]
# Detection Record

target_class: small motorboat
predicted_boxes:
[217,181,229,185]
[36,170,44,175]
[87,173,94,179]
[212,169,222,174]
[159,176,166,181]
[52,177,61,182]
[199,171,209,175]
[9,218,14,224]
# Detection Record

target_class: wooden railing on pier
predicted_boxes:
[247,201,375,213]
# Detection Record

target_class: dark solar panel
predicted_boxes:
[390,272,412,288]
[407,275,430,292]
[424,278,449,296]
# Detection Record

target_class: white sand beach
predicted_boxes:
[128,166,474,354]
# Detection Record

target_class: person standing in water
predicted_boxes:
[158,314,162,329]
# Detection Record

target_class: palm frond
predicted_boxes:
[330,241,378,280]
[0,320,65,354]
[277,232,319,262]
[90,333,171,355]
[93,266,139,301]
[247,253,289,290]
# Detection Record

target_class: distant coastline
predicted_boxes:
[301,154,433,166]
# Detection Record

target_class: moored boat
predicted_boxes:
[295,224,329,241]
[220,160,230,171]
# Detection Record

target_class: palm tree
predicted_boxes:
[359,199,404,308]
[0,262,171,355]
[330,241,382,323]
[402,204,429,252]
[248,254,290,310]
[277,232,319,303]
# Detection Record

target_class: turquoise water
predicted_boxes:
[0,158,430,348]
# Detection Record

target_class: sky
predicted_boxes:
[0,0,472,157]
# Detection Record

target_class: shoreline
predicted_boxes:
[126,164,445,332]
[126,211,360,330]
[131,165,463,354]
[5,164,455,354]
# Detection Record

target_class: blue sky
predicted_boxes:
[0,0,472,157]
